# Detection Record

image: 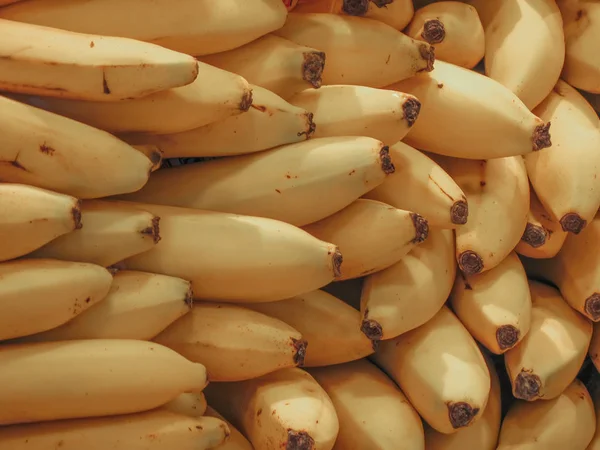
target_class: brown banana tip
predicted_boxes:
[302,52,326,89]
[240,89,253,112]
[532,122,552,151]
[140,216,161,244]
[451,200,468,225]
[418,43,435,72]
[421,19,446,44]
[410,213,429,243]
[297,112,316,139]
[403,97,421,127]
[291,338,308,366]
[287,430,316,450]
[372,0,393,6]
[514,370,542,400]
[447,402,479,429]
[521,223,548,248]
[560,212,587,234]
[342,0,369,15]
[496,325,520,351]
[361,318,383,341]
[184,285,194,309]
[331,247,343,278]
[72,200,83,230]
[585,294,600,321]
[107,266,121,275]
[458,250,484,276]
[379,146,395,174]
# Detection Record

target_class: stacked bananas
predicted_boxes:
[0,0,599,449]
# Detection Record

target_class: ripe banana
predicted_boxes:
[0,18,198,101]
[450,252,532,354]
[406,1,485,69]
[244,289,375,367]
[526,80,600,235]
[154,302,306,381]
[115,136,395,227]
[28,200,160,267]
[364,141,468,228]
[205,406,253,450]
[0,259,112,341]
[273,13,434,87]
[360,228,455,341]
[371,306,491,434]
[289,85,422,143]
[497,379,596,450]
[388,60,552,159]
[0,0,288,56]
[308,359,425,450]
[205,368,339,450]
[123,84,314,158]
[504,280,592,401]
[0,339,208,425]
[163,393,207,418]
[0,183,81,262]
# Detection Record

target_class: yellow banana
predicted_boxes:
[205,406,253,450]
[163,393,207,418]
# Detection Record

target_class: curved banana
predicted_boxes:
[205,406,253,450]
[163,393,207,418]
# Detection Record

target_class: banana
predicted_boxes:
[115,136,395,227]
[497,379,596,450]
[132,145,163,172]
[0,410,230,450]
[243,289,374,367]
[0,0,288,56]
[18,64,253,135]
[388,60,552,159]
[204,368,339,450]
[0,339,208,425]
[122,84,314,158]
[360,228,455,341]
[526,80,600,235]
[205,407,253,450]
[28,200,160,267]
[302,199,428,280]
[273,13,434,87]
[371,306,491,434]
[406,1,485,69]
[154,302,307,381]
[0,259,113,341]
[163,393,207,418]
[0,18,198,101]
[308,359,425,450]
[289,85,422,143]
[364,141,468,228]
[449,252,532,354]
[504,280,592,401]
[0,183,81,262]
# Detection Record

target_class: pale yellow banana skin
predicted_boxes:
[0,259,112,341]
[309,359,425,450]
[244,289,374,367]
[0,183,81,262]
[0,0,288,56]
[123,84,314,158]
[28,200,160,267]
[0,339,207,425]
[274,13,434,87]
[450,252,532,354]
[364,141,468,228]
[116,136,394,227]
[205,406,253,450]
[205,368,339,450]
[163,393,207,418]
[504,280,592,402]
[497,379,596,450]
[389,60,551,159]
[360,228,456,341]
[0,410,229,450]
[372,306,491,434]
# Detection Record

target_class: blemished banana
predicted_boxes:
[205,368,339,450]
[19,64,253,135]
[308,359,425,450]
[162,393,207,418]
[0,410,230,450]
[243,289,375,367]
[0,259,112,341]
[497,379,596,450]
[302,199,428,280]
[274,13,434,87]
[388,60,552,159]
[205,406,253,450]
[28,200,160,267]
[364,141,468,228]
[0,183,81,262]
[467,0,565,109]
[0,0,288,56]
[504,280,592,401]
[16,270,192,343]
[0,95,152,199]
[360,228,455,341]
[115,136,395,227]
[0,339,208,425]
[406,1,484,69]
[289,85,422,143]
[432,154,530,275]
[132,145,163,173]
[122,84,314,158]
[450,252,532,355]
[154,302,307,382]
[0,19,198,101]
[371,306,491,434]
[526,80,600,235]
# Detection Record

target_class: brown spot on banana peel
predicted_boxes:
[451,200,469,225]
[140,216,161,244]
[342,0,369,15]
[302,52,326,89]
[447,402,479,429]
[372,0,394,6]
[330,247,343,279]
[297,112,316,139]
[39,144,55,155]
[379,146,395,174]
[422,19,446,44]
[287,429,316,450]
[514,370,542,400]
[458,251,484,276]
[521,223,548,248]
[361,318,383,341]
[585,294,600,321]
[418,44,435,72]
[496,325,520,351]
[102,71,111,95]
[291,338,308,366]
[560,212,587,234]
[239,88,253,112]
[410,213,429,243]
[72,200,83,230]
[184,285,194,309]
[403,97,421,127]
[532,122,552,151]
